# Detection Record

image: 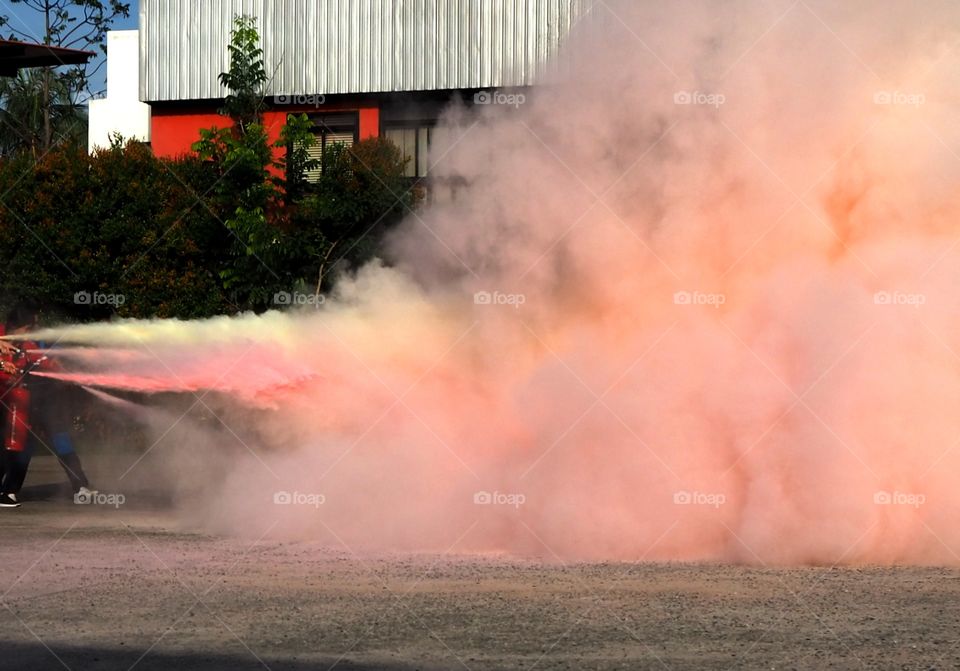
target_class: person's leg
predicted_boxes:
[33,381,91,494]
[52,432,89,492]
[1,449,29,495]
[0,443,29,507]
[0,385,31,506]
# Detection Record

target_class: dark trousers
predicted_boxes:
[0,448,28,495]
[0,437,89,495]
[1,381,90,495]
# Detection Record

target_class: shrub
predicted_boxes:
[0,142,229,319]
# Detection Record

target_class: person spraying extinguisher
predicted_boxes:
[0,335,39,507]
[0,303,92,508]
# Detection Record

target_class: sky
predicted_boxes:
[0,0,140,98]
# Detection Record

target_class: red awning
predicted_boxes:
[0,39,95,77]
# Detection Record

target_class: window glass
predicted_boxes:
[295,113,358,182]
[384,124,433,178]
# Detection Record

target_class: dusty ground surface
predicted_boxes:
[2,458,960,670]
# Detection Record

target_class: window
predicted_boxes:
[297,113,358,182]
[383,124,433,178]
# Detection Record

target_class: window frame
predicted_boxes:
[381,119,436,179]
[290,111,361,182]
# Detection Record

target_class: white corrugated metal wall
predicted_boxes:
[140,0,588,102]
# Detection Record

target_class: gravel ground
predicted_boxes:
[3,461,960,670]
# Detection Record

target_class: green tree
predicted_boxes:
[218,15,266,133]
[192,16,288,308]
[0,0,131,152]
[292,137,413,294]
[0,142,228,319]
[0,68,86,157]
[194,14,415,311]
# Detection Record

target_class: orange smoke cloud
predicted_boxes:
[33,0,960,564]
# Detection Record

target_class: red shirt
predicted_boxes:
[0,326,46,387]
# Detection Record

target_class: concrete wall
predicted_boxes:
[88,31,151,153]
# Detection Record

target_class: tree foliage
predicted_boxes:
[0,0,130,153]
[0,68,86,157]
[0,142,227,319]
[193,15,414,311]
[218,15,266,133]
[0,13,415,321]
[1,0,130,94]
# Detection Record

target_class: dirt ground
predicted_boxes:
[1,457,959,671]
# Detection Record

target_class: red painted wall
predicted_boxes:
[261,110,292,168]
[150,101,382,159]
[359,106,380,139]
[151,108,230,158]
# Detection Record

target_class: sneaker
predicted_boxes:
[0,493,21,508]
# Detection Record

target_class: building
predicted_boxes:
[91,0,587,179]
[87,31,151,152]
